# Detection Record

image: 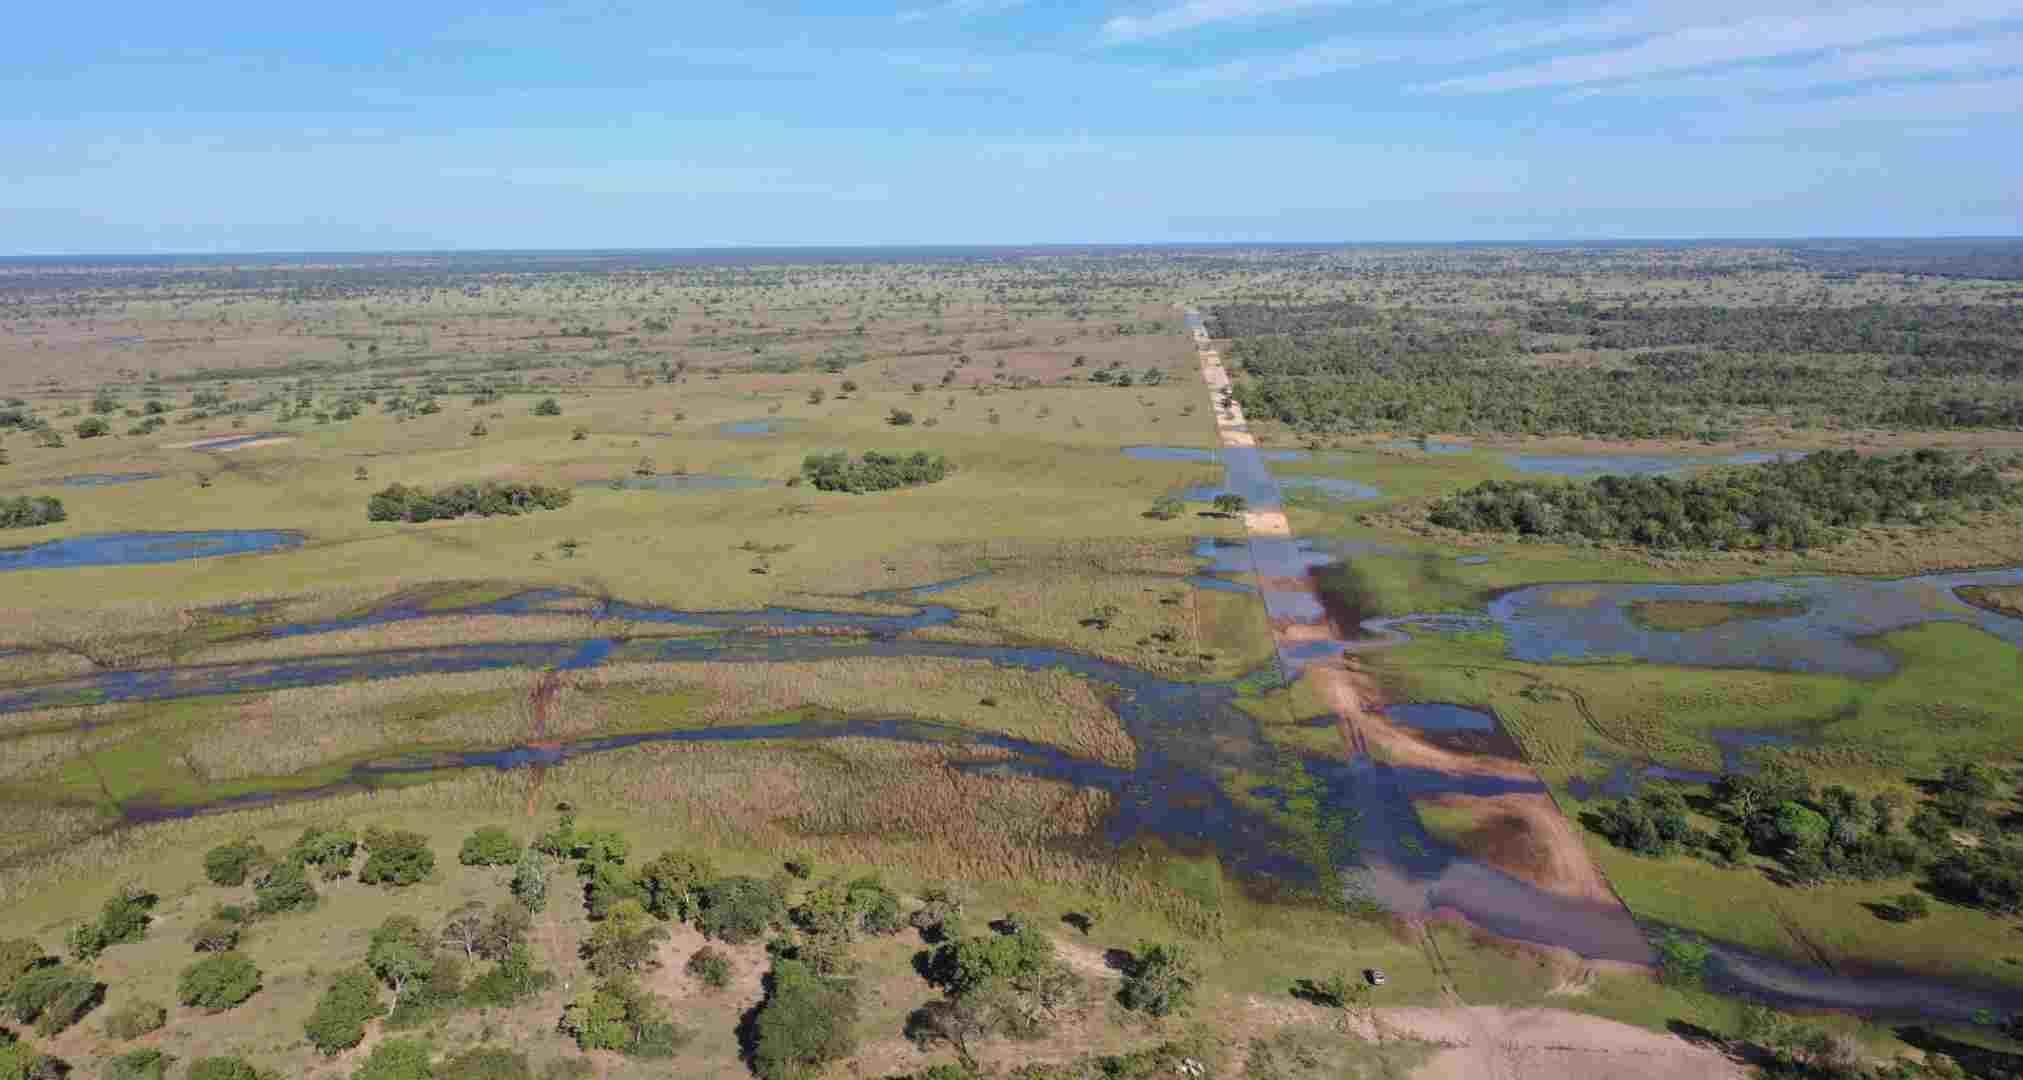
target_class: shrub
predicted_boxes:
[509,847,549,912]
[9,965,102,1036]
[437,1048,531,1080]
[100,1049,167,1080]
[102,1000,166,1040]
[697,876,786,944]
[188,919,241,953]
[177,953,261,1012]
[581,901,668,977]
[288,826,358,878]
[1211,493,1247,515]
[1119,942,1198,1018]
[360,828,435,887]
[887,409,915,426]
[1655,933,1711,988]
[254,861,317,914]
[186,1059,259,1080]
[751,958,859,1080]
[367,481,572,523]
[685,947,731,990]
[0,496,65,530]
[532,398,563,416]
[352,1038,433,1080]
[799,451,950,493]
[458,827,519,867]
[462,945,551,1008]
[203,840,265,886]
[635,850,714,922]
[558,976,687,1058]
[0,942,38,1000]
[73,417,109,439]
[304,967,384,1056]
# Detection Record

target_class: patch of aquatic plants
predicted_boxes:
[1429,449,2017,551]
[366,481,573,522]
[799,451,950,493]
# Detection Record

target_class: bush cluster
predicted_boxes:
[1429,449,2016,551]
[800,451,950,493]
[367,481,571,522]
[0,496,65,530]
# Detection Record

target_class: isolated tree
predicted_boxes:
[1119,941,1198,1018]
[177,953,261,1012]
[458,826,519,867]
[366,916,433,1007]
[360,828,434,887]
[304,967,385,1056]
[1212,493,1248,516]
[582,900,668,977]
[203,839,265,886]
[533,398,563,416]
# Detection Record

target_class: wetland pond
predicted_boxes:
[0,530,303,572]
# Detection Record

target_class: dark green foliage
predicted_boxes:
[67,883,154,961]
[437,1048,532,1080]
[188,919,241,953]
[288,826,358,878]
[0,944,37,1001]
[1220,300,2023,436]
[791,877,903,943]
[100,1049,167,1080]
[1928,845,2023,914]
[685,946,731,990]
[177,953,261,1012]
[558,976,687,1058]
[102,1000,165,1040]
[1118,942,1198,1018]
[367,481,572,523]
[532,398,563,416]
[887,408,915,426]
[8,965,102,1035]
[0,1027,65,1080]
[254,861,318,914]
[930,924,1056,997]
[1591,788,1693,856]
[1429,450,2016,551]
[359,828,435,887]
[366,916,434,1006]
[581,901,668,977]
[458,827,519,867]
[0,497,65,530]
[635,849,714,922]
[304,967,385,1056]
[73,417,109,439]
[697,876,786,944]
[1655,933,1711,988]
[800,451,950,493]
[351,1038,433,1080]
[462,945,552,1008]
[186,1059,259,1080]
[750,958,859,1080]
[509,846,549,913]
[203,840,265,886]
[1211,493,1247,515]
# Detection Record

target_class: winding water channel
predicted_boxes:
[4,335,2021,1018]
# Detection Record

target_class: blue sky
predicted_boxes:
[6,0,2021,252]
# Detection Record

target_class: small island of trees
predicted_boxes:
[367,481,573,523]
[0,495,66,530]
[800,451,950,493]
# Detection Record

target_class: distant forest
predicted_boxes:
[1215,300,2023,437]
[1428,449,2018,550]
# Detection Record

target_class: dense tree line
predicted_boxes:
[801,451,951,493]
[367,481,572,522]
[1216,299,2023,436]
[1591,759,2022,924]
[0,497,64,530]
[1428,450,2017,551]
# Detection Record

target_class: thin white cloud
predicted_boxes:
[1101,0,1344,43]
[1559,32,2023,100]
[897,0,1028,23]
[1172,8,1654,84]
[1694,72,2023,133]
[1423,0,2023,94]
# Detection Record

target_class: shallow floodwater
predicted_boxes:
[1387,703,1497,732]
[1377,438,1472,455]
[0,530,303,572]
[718,419,782,435]
[1464,570,2023,675]
[578,475,768,492]
[51,472,163,487]
[184,432,285,451]
[1505,450,1786,478]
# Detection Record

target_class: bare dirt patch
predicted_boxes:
[1380,1006,1747,1080]
[1414,792,1620,905]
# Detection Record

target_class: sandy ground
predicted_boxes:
[1414,792,1621,906]
[1382,1006,1747,1080]
[1313,666,1536,781]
